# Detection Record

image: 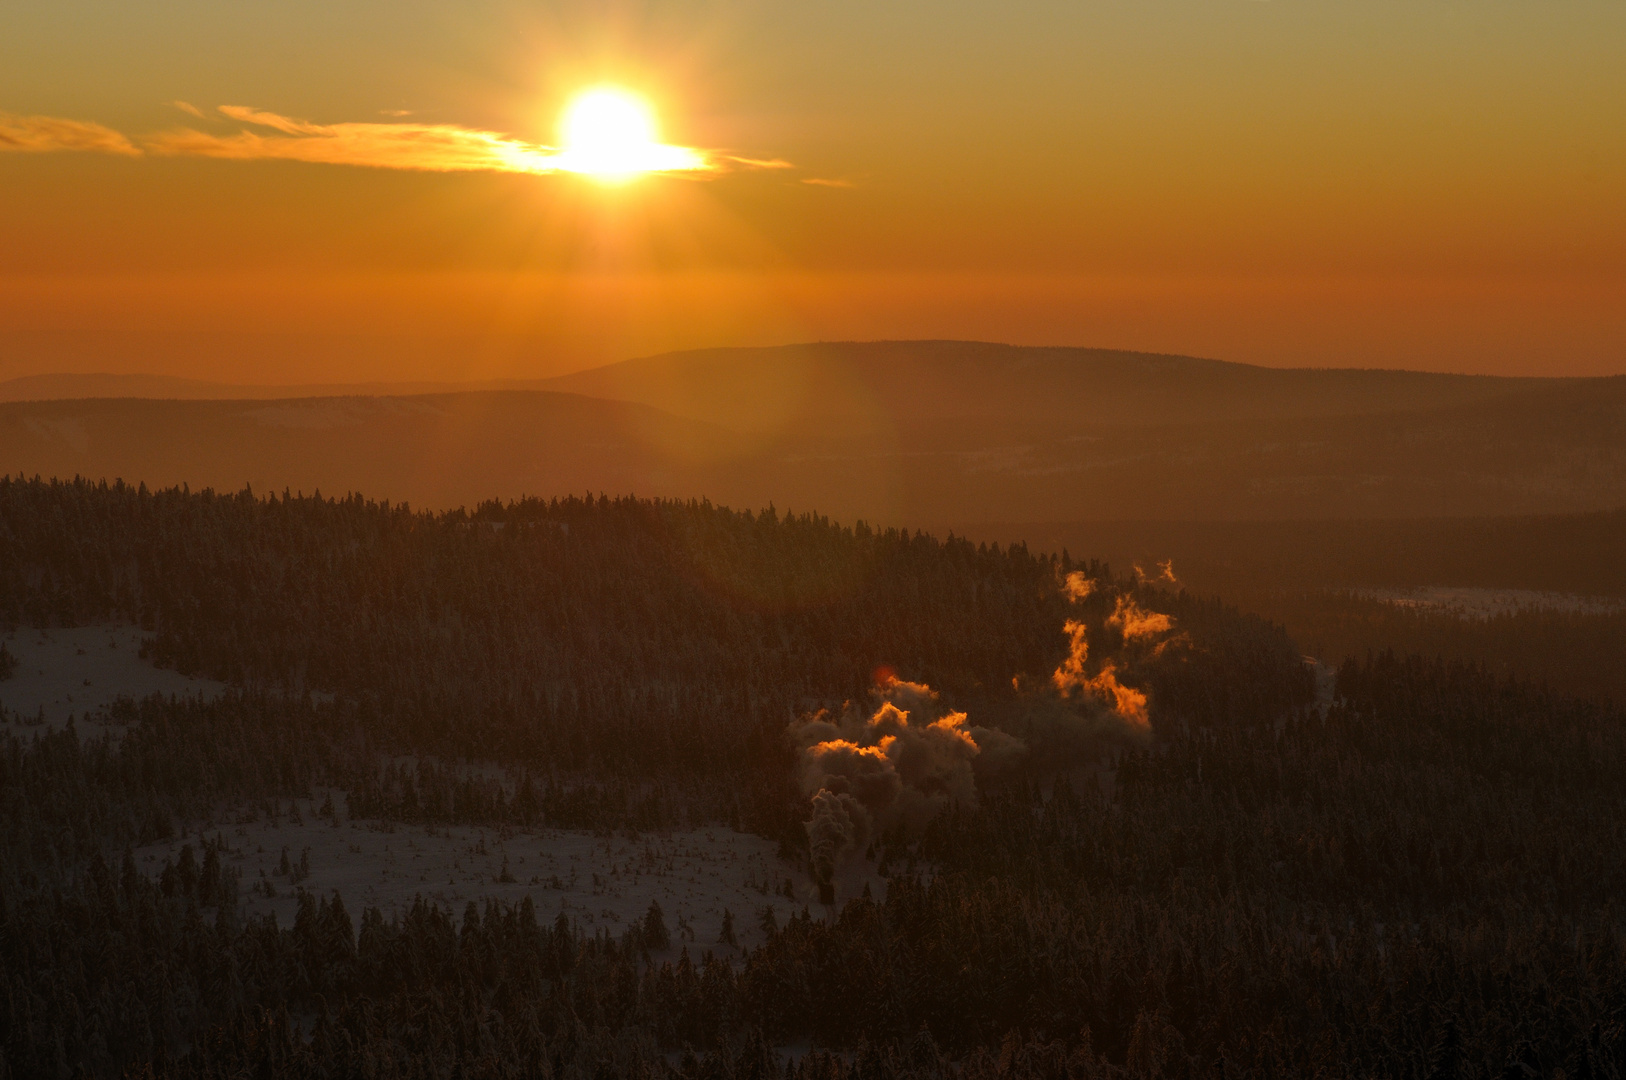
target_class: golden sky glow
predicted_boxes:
[3,93,731,179]
[2,0,1625,381]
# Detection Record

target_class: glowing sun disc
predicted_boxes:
[555,87,705,178]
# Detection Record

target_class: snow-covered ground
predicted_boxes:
[1360,586,1625,620]
[0,624,227,734]
[131,790,890,949]
[0,626,893,943]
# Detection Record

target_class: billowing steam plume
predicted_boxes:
[1050,579,1174,729]
[805,789,866,900]
[1108,595,1174,643]
[1050,617,1151,729]
[1061,570,1096,602]
[1133,559,1179,586]
[790,575,1177,901]
[791,675,1023,901]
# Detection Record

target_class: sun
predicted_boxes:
[555,87,705,179]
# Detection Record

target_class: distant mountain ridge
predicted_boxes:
[4,342,1577,425]
[537,341,1572,434]
[0,372,561,404]
[2,341,1622,521]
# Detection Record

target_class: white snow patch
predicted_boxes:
[1,625,228,734]
[133,792,892,952]
[1360,586,1625,621]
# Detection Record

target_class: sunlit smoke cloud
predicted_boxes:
[1082,663,1149,728]
[788,577,1175,898]
[794,677,987,821]
[790,675,1023,901]
[1061,570,1096,602]
[1056,570,1170,724]
[1050,618,1151,730]
[1108,595,1174,642]
[0,112,140,156]
[1052,618,1092,693]
[1134,559,1179,586]
[1049,570,1174,729]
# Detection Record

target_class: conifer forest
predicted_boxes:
[2,477,1623,1079]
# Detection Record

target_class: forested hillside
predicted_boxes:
[2,478,1624,1078]
[970,508,1626,701]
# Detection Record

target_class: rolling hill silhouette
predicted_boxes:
[0,372,559,403]
[2,342,1622,522]
[537,341,1564,432]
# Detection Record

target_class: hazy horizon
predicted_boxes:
[6,1,1626,381]
[6,336,1626,397]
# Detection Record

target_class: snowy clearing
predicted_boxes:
[0,624,227,734]
[130,790,892,950]
[1360,586,1625,620]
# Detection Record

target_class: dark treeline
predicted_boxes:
[1018,507,1626,600]
[0,477,1306,798]
[994,507,1626,701]
[3,478,1624,1077]
[0,477,1310,852]
[5,655,1624,1077]
[1228,588,1626,705]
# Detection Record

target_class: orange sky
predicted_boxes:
[3,0,1624,381]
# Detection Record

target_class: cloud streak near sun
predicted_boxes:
[0,105,788,178]
[150,106,651,175]
[0,112,141,156]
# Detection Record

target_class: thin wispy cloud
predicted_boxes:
[145,106,779,177]
[723,155,794,170]
[803,177,855,188]
[146,106,597,174]
[0,111,141,156]
[2,105,794,179]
